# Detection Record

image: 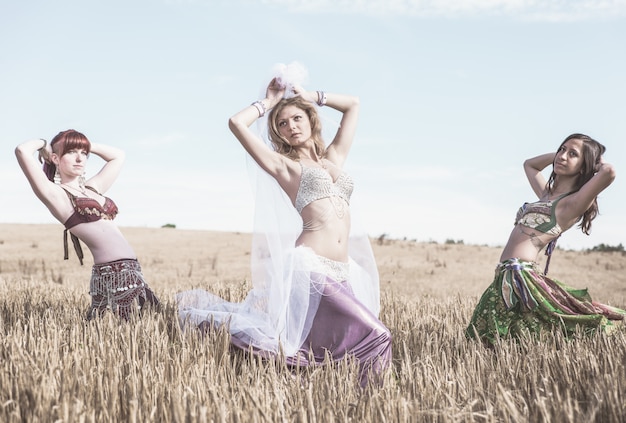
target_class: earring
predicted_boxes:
[54,167,61,184]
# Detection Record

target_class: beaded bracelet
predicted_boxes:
[251,100,266,117]
[316,91,327,107]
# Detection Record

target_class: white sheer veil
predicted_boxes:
[177,62,380,356]
[248,61,381,318]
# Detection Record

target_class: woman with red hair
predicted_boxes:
[15,129,160,320]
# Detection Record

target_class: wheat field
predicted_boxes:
[1,223,626,422]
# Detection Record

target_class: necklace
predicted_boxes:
[62,183,87,196]
[301,155,328,169]
[543,190,569,202]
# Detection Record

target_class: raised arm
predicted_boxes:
[575,160,615,202]
[86,143,125,194]
[15,138,69,220]
[294,87,360,168]
[16,139,57,200]
[560,160,616,226]
[228,78,291,181]
[523,152,555,198]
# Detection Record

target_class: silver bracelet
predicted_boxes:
[251,100,266,117]
[316,91,327,107]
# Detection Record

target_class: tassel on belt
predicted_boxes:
[497,258,540,311]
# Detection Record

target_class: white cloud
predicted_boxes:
[133,132,188,147]
[259,0,626,21]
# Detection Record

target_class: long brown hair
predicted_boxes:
[267,97,326,161]
[546,133,605,235]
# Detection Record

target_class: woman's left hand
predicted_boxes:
[292,85,317,103]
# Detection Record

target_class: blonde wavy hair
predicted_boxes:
[267,97,326,161]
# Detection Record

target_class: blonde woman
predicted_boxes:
[178,66,391,387]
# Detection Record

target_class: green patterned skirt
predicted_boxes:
[465,258,625,345]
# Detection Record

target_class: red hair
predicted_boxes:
[43,129,91,181]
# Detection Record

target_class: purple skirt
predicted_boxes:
[230,274,392,387]
[180,247,391,388]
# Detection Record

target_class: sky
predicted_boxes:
[1,0,625,251]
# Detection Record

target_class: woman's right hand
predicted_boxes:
[595,156,606,173]
[37,142,52,164]
[266,78,285,107]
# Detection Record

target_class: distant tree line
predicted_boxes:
[588,243,624,253]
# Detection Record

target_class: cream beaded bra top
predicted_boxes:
[294,163,354,229]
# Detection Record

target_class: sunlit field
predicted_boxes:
[2,224,626,422]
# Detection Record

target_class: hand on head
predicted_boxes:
[291,84,318,103]
[37,143,53,165]
[266,78,316,105]
[266,78,286,104]
[595,156,605,173]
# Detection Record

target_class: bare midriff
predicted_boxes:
[68,219,137,264]
[296,198,351,262]
[499,224,556,263]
